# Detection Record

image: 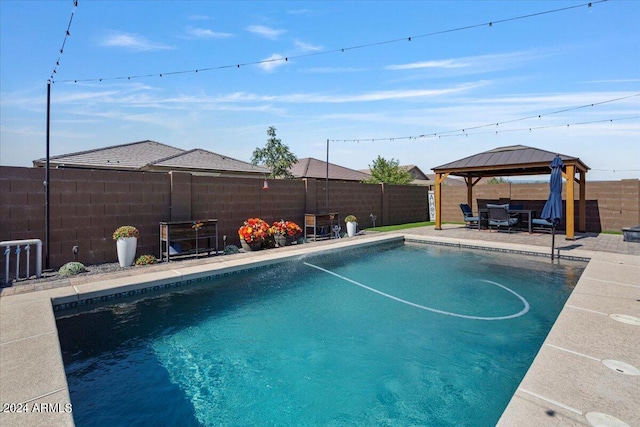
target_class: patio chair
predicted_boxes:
[487,204,519,233]
[459,204,480,229]
[532,218,554,233]
[509,203,525,230]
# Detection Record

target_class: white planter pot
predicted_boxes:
[116,237,137,267]
[346,221,357,237]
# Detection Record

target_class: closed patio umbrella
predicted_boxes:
[541,155,564,260]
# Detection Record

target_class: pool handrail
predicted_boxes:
[2,238,43,284]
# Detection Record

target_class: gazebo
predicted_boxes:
[432,145,590,239]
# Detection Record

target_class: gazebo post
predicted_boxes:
[565,164,576,240]
[434,172,449,230]
[465,176,473,207]
[579,172,586,232]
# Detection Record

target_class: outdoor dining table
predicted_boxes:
[478,208,535,233]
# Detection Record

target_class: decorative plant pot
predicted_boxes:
[116,237,137,267]
[274,234,294,247]
[346,221,357,237]
[241,239,263,251]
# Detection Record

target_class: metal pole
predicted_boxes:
[326,139,329,212]
[45,81,51,269]
[551,225,556,261]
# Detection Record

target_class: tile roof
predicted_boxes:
[32,140,268,175]
[290,158,371,181]
[147,149,269,174]
[33,140,184,170]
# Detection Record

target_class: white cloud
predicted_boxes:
[258,54,288,72]
[188,14,210,21]
[294,40,323,52]
[287,9,312,15]
[386,49,555,73]
[279,83,485,103]
[245,25,285,40]
[303,67,369,73]
[580,78,640,84]
[204,82,484,104]
[185,26,232,39]
[386,59,467,70]
[100,31,174,51]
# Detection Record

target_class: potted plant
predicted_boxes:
[135,254,157,266]
[344,215,357,237]
[238,218,270,251]
[270,220,302,247]
[112,225,139,267]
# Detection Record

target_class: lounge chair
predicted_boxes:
[487,204,519,233]
[459,204,480,229]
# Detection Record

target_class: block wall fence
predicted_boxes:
[1,166,638,275]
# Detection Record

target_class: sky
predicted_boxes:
[1,0,639,181]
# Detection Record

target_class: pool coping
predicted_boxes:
[1,233,638,426]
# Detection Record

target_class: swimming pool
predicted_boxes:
[56,242,585,426]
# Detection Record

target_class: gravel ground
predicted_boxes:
[1,261,144,288]
[1,249,241,288]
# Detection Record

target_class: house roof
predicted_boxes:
[146,149,269,174]
[432,145,590,177]
[33,140,268,176]
[33,140,184,170]
[400,164,430,181]
[423,173,465,186]
[290,158,371,181]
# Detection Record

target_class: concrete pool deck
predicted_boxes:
[1,227,638,426]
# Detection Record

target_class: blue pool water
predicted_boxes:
[56,243,585,426]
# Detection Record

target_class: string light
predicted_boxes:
[330,115,638,143]
[434,115,640,139]
[328,94,640,143]
[53,0,606,83]
[49,0,78,82]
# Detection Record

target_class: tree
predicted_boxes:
[487,177,510,184]
[251,126,298,179]
[363,155,413,185]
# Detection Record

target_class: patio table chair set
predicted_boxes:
[459,203,554,233]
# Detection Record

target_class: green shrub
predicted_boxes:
[135,254,157,265]
[223,245,240,255]
[58,262,86,277]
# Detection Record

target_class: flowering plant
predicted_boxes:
[344,215,357,223]
[112,225,139,240]
[238,217,270,243]
[270,220,302,237]
[135,254,157,266]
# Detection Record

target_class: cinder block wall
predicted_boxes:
[1,166,638,278]
[385,184,430,225]
[191,175,307,245]
[317,181,382,228]
[0,167,170,274]
[440,180,640,232]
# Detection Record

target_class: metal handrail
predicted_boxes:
[2,239,42,284]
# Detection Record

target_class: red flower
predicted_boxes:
[270,220,302,237]
[238,218,270,243]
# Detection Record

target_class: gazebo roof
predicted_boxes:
[432,145,589,178]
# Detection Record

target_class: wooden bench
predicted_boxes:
[159,220,218,262]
